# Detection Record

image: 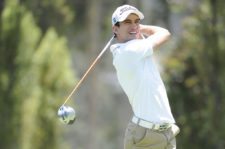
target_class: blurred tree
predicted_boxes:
[85,0,102,148]
[21,0,74,34]
[140,0,170,28]
[0,0,22,148]
[0,0,75,149]
[165,0,225,148]
[27,28,75,149]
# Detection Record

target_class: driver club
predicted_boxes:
[57,35,115,125]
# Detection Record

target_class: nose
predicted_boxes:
[131,21,139,28]
[130,22,139,30]
[132,21,138,27]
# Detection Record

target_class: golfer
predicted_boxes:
[110,5,180,149]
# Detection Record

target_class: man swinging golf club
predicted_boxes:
[110,5,180,149]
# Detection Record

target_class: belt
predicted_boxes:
[132,116,171,131]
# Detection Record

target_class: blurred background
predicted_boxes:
[0,0,224,148]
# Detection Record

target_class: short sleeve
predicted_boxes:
[110,44,120,58]
[141,37,154,58]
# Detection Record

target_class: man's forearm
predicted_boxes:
[139,24,171,48]
[139,24,170,37]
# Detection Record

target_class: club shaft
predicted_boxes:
[63,36,115,105]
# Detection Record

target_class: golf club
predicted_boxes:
[58,35,115,124]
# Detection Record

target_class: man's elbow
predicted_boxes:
[153,29,171,48]
[164,29,171,41]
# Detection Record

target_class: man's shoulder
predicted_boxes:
[110,44,121,52]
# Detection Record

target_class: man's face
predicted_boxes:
[114,14,141,43]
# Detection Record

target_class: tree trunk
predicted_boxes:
[86,0,102,148]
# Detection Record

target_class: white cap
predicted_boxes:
[112,5,144,26]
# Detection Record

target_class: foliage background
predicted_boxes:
[0,0,224,149]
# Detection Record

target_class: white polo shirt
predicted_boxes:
[110,37,175,124]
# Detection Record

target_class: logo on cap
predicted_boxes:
[119,6,137,15]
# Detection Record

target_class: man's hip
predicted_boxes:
[124,117,180,149]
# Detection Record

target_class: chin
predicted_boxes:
[120,35,137,42]
[125,37,135,42]
[129,35,138,40]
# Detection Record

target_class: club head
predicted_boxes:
[57,105,76,125]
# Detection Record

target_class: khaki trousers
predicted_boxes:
[124,121,180,149]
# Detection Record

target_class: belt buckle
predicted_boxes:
[158,123,170,131]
